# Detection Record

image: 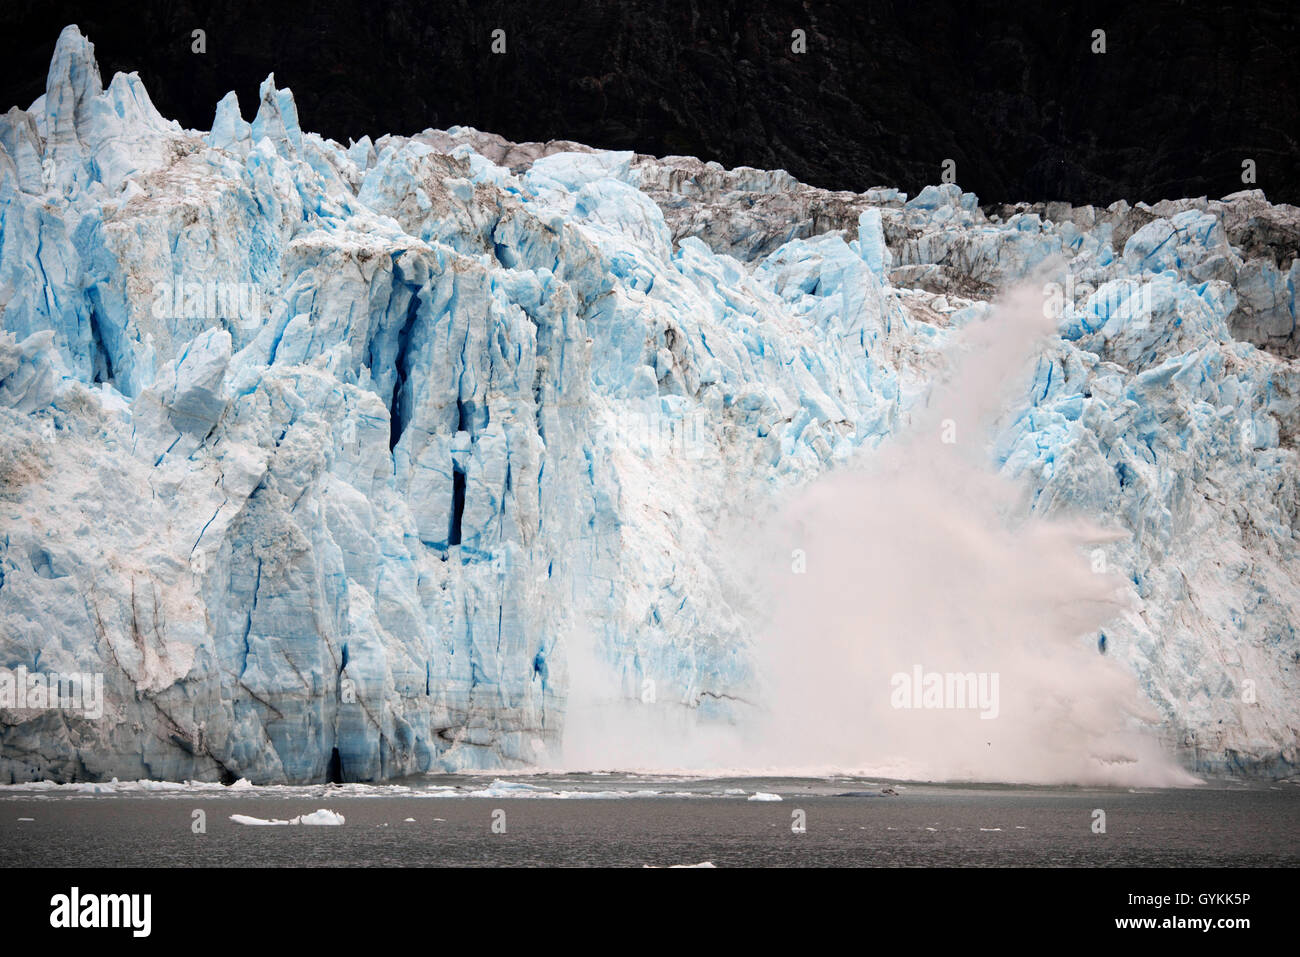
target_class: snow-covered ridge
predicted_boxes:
[0,26,1296,784]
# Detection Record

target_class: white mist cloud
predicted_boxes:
[559,284,1197,786]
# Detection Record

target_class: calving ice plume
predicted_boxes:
[0,25,1297,786]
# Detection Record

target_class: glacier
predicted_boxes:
[0,25,1297,784]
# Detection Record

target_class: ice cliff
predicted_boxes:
[0,26,1296,783]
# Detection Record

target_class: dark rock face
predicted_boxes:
[1,0,1297,207]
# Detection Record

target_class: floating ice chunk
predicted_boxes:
[297,809,345,825]
[229,809,345,826]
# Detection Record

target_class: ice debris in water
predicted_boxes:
[229,809,345,826]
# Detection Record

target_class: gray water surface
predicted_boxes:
[2,774,1297,867]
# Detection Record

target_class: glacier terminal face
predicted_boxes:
[0,26,1296,783]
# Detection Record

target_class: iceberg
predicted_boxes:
[229,809,344,826]
[0,26,1296,784]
